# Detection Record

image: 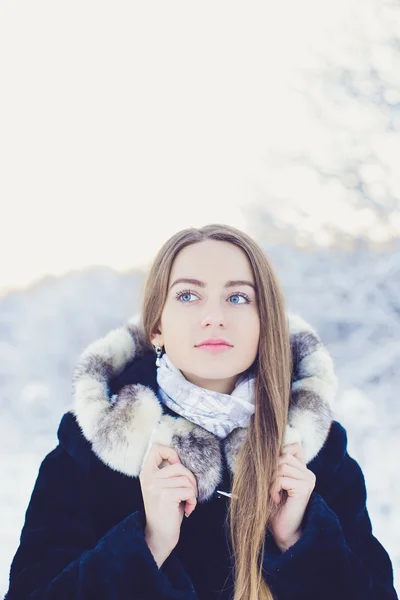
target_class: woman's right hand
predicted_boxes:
[139,443,198,567]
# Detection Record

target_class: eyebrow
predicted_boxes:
[169,277,256,291]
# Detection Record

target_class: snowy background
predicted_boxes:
[2,242,400,597]
[1,0,400,596]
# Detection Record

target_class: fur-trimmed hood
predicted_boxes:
[71,312,338,503]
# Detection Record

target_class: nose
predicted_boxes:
[200,304,227,328]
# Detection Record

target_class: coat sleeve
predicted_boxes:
[262,450,398,599]
[4,443,198,600]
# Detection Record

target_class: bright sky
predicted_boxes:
[0,0,370,293]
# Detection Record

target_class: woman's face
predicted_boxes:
[152,239,260,394]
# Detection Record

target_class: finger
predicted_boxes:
[156,463,198,496]
[270,481,282,505]
[270,477,282,505]
[272,456,306,483]
[281,442,305,464]
[161,474,198,496]
[148,444,181,471]
[165,486,197,506]
[277,453,308,471]
[277,463,308,481]
[167,487,197,516]
[279,476,310,494]
[270,468,307,504]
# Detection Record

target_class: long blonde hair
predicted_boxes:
[141,224,292,600]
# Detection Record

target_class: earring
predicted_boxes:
[155,344,163,367]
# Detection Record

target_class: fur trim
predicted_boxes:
[71,312,338,502]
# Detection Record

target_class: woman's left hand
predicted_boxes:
[269,442,316,552]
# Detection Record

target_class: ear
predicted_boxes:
[151,329,164,348]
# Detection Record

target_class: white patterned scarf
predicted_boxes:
[156,353,256,439]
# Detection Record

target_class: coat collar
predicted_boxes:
[71,312,338,503]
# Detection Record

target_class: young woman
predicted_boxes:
[5,224,397,600]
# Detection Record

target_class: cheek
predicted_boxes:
[161,302,181,327]
[245,321,260,359]
[161,307,190,344]
[162,302,200,337]
[242,313,260,343]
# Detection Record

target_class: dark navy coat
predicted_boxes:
[5,343,398,600]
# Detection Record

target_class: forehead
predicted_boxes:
[169,240,254,281]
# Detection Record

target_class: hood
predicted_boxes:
[71,312,338,503]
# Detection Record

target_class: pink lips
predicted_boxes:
[195,338,233,353]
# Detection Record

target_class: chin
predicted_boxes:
[184,363,244,381]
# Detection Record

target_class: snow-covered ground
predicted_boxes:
[1,239,399,596]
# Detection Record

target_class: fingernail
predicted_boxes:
[185,512,190,518]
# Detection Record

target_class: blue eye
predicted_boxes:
[229,294,247,304]
[175,290,198,303]
[174,289,251,304]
